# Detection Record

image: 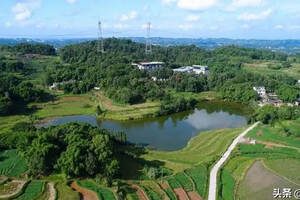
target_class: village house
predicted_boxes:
[253,86,266,97]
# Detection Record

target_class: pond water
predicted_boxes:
[43,101,249,151]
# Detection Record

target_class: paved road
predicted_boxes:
[208,122,260,200]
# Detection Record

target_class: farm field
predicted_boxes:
[0,150,28,177]
[242,61,300,79]
[247,121,300,148]
[185,165,208,198]
[77,180,116,200]
[264,159,300,185]
[237,161,299,200]
[56,182,80,200]
[16,181,45,200]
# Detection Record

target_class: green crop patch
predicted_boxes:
[16,181,45,200]
[77,180,115,200]
[186,165,208,197]
[0,149,28,177]
[174,173,193,192]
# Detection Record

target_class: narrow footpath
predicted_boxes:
[208,122,260,200]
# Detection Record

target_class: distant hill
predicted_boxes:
[1,37,300,54]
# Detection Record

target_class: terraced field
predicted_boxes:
[16,181,45,200]
[0,150,28,177]
[77,180,116,200]
[185,165,208,198]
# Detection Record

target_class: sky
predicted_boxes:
[1,0,300,39]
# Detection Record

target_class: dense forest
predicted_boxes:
[0,43,56,55]
[0,39,299,116]
[0,122,125,185]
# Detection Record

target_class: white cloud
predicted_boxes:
[120,11,137,22]
[66,0,77,4]
[163,0,217,10]
[274,24,284,30]
[5,21,12,28]
[232,0,265,7]
[237,9,272,21]
[226,0,265,11]
[177,0,218,10]
[178,24,194,30]
[185,14,200,22]
[12,0,41,22]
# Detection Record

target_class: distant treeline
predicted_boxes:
[0,43,56,55]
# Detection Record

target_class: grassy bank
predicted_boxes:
[143,127,246,172]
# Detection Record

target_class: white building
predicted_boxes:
[253,86,266,96]
[173,65,210,75]
[132,62,165,70]
[192,65,210,75]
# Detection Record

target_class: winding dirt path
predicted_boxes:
[48,182,56,200]
[0,180,26,199]
[208,122,260,200]
[70,182,98,200]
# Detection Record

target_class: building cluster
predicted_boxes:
[131,62,210,76]
[132,62,165,70]
[173,65,210,75]
[253,86,300,107]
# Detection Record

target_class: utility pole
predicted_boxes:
[98,21,104,54]
[145,22,152,55]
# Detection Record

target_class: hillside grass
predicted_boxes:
[247,121,300,149]
[242,61,300,79]
[143,127,246,172]
[31,94,96,119]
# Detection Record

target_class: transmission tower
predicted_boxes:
[98,21,104,54]
[145,22,152,55]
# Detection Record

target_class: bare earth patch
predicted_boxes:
[0,180,26,199]
[48,182,56,200]
[188,191,203,200]
[131,184,149,200]
[237,161,300,200]
[70,182,98,200]
[174,188,189,200]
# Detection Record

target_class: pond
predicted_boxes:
[43,100,249,151]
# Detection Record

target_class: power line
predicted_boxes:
[145,22,152,55]
[98,21,104,53]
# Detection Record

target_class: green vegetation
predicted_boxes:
[0,150,28,177]
[264,159,300,185]
[174,173,193,191]
[140,184,161,200]
[247,122,300,148]
[32,95,96,119]
[16,181,45,200]
[218,169,236,200]
[56,182,80,200]
[77,180,115,200]
[143,127,245,172]
[1,43,56,55]
[167,177,181,189]
[186,165,208,198]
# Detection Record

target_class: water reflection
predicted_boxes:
[43,101,248,151]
